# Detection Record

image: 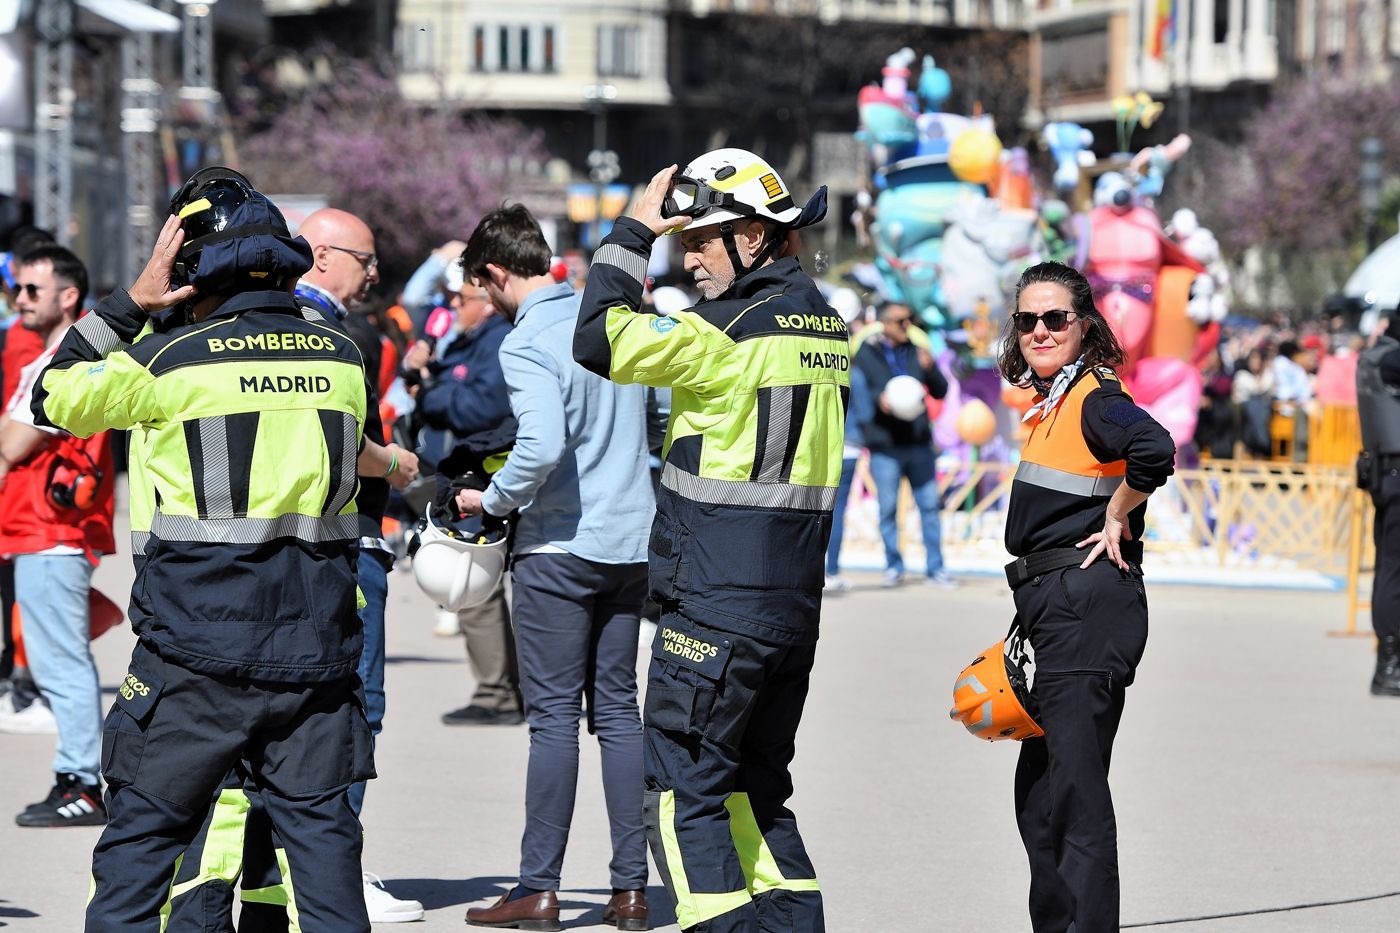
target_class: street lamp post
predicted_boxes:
[1361,136,1383,256]
[583,83,618,251]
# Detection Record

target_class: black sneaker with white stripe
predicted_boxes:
[15,772,107,827]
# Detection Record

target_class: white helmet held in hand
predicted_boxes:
[885,374,928,421]
[411,510,508,611]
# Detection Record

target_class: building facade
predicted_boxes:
[1028,0,1400,145]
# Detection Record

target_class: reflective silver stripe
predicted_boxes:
[593,243,649,287]
[198,417,235,519]
[73,312,123,356]
[1015,461,1124,497]
[661,462,835,511]
[301,307,326,322]
[131,531,150,551]
[326,413,358,515]
[150,509,359,544]
[359,535,392,553]
[754,385,794,483]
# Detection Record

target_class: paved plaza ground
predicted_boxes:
[4,553,1400,930]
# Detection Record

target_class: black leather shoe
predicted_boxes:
[441,704,525,725]
[603,889,649,930]
[466,888,560,930]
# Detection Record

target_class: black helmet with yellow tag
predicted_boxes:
[168,166,313,295]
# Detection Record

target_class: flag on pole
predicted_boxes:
[1148,0,1176,60]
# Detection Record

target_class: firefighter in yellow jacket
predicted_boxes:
[996,262,1175,933]
[574,150,843,932]
[34,169,374,932]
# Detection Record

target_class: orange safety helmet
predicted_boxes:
[949,640,1043,742]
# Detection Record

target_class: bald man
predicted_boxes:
[231,208,426,926]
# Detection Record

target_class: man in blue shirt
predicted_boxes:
[456,205,659,932]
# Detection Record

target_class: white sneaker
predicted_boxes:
[433,607,460,638]
[363,872,424,923]
[823,574,851,593]
[881,569,903,589]
[0,694,58,735]
[926,570,960,589]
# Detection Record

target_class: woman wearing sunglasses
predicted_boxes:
[995,261,1175,933]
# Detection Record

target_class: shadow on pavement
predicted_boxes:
[385,655,462,665]
[0,898,40,922]
[388,876,515,910]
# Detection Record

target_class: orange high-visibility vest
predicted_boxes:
[1016,368,1127,498]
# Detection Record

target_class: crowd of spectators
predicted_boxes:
[1194,313,1366,463]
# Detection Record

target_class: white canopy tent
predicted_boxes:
[1345,233,1400,311]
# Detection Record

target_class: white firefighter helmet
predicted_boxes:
[411,509,508,611]
[665,148,805,231]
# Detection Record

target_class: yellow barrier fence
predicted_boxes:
[841,458,1372,608]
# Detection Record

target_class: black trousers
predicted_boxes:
[642,611,823,933]
[1011,562,1149,933]
[1373,470,1400,640]
[86,642,374,933]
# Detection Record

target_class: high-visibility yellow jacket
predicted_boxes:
[575,217,848,643]
[35,288,368,682]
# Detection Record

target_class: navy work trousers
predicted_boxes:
[643,611,824,933]
[1372,470,1400,640]
[85,642,373,933]
[510,552,649,892]
[1011,561,1149,933]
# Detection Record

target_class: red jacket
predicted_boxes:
[0,331,115,562]
[2,323,44,407]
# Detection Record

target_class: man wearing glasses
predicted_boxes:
[851,301,955,588]
[284,207,425,922]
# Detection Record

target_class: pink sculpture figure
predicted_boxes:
[1083,171,1204,448]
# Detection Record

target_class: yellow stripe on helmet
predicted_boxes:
[177,197,212,219]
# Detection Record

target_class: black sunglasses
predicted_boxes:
[1012,310,1078,334]
[14,282,42,299]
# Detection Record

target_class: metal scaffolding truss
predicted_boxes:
[123,31,161,280]
[180,2,219,102]
[35,0,76,241]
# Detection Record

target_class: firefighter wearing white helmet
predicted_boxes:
[575,151,841,932]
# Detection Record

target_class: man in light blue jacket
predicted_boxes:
[455,205,658,932]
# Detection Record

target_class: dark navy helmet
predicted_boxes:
[169,166,313,294]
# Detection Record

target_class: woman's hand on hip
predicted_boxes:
[1076,510,1133,570]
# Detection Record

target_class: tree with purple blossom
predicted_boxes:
[233,56,546,284]
[1205,77,1400,314]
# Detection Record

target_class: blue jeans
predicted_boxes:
[825,456,859,576]
[14,552,100,784]
[348,548,392,817]
[869,445,945,577]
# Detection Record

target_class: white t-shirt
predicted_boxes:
[4,329,65,434]
[4,325,82,556]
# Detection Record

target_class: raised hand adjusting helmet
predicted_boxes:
[663,148,829,285]
[168,166,313,298]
